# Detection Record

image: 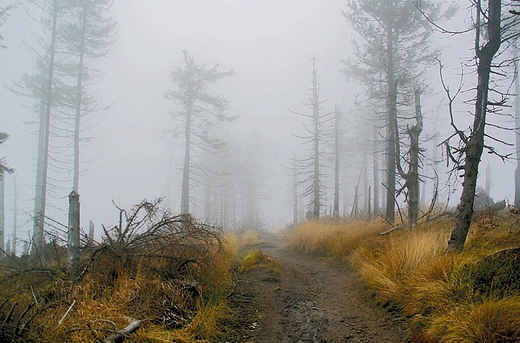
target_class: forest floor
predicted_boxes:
[225,235,410,343]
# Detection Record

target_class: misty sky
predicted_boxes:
[1,0,517,243]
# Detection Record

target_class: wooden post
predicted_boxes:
[88,220,94,246]
[68,191,80,281]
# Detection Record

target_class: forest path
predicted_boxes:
[227,234,409,343]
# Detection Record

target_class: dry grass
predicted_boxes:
[290,219,389,258]
[288,211,520,342]
[351,222,452,312]
[426,297,520,343]
[0,202,237,343]
[22,241,236,342]
[239,230,260,248]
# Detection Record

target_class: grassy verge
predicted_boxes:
[288,212,520,342]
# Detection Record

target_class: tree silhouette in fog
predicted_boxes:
[290,58,330,220]
[164,51,236,215]
[342,0,455,223]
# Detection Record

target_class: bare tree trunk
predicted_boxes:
[431,111,440,204]
[33,0,60,254]
[351,185,359,218]
[72,0,88,193]
[12,174,17,256]
[394,89,423,228]
[368,185,372,221]
[181,103,192,214]
[407,90,423,227]
[373,128,380,214]
[363,154,368,214]
[515,47,520,208]
[333,106,340,219]
[312,58,320,219]
[68,191,80,281]
[88,220,94,246]
[447,0,501,252]
[385,0,396,224]
[386,78,397,224]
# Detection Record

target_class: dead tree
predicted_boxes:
[446,0,502,252]
[290,57,329,220]
[395,89,424,228]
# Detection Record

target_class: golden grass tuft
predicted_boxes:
[223,231,239,256]
[289,213,520,342]
[426,297,520,343]
[239,230,260,249]
[290,219,389,258]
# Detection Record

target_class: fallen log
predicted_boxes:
[104,320,141,343]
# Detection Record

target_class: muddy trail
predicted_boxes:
[226,236,409,343]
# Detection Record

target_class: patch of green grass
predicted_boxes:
[238,250,281,281]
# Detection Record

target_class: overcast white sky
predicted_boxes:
[1,0,517,244]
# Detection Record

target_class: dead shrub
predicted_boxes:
[0,199,235,342]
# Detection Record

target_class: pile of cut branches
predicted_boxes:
[0,199,234,342]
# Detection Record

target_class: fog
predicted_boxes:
[1,1,517,247]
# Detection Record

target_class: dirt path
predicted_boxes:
[227,236,409,343]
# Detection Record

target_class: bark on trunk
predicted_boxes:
[407,90,423,228]
[385,0,396,224]
[447,0,501,252]
[68,191,80,281]
[394,89,423,228]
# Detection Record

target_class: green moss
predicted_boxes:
[238,250,281,281]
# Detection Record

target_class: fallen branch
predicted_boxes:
[380,226,401,236]
[426,211,455,222]
[58,300,76,326]
[104,319,142,343]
